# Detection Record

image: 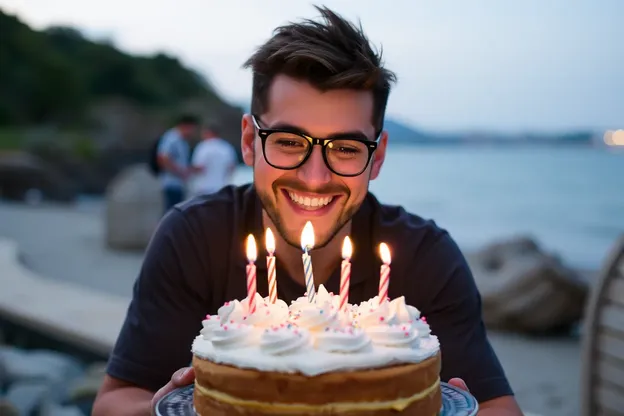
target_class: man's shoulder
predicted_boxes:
[176,184,252,218]
[370,193,450,251]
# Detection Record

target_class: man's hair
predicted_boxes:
[203,121,221,135]
[175,114,200,126]
[243,6,397,132]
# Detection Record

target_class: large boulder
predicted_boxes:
[105,164,163,250]
[466,236,589,334]
[0,151,76,203]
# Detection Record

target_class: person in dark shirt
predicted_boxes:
[94,6,522,416]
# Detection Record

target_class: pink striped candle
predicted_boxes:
[246,234,258,314]
[378,243,391,306]
[265,228,277,304]
[339,236,353,312]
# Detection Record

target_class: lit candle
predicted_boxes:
[246,234,258,314]
[378,243,391,306]
[339,236,352,312]
[265,228,277,304]
[301,221,316,302]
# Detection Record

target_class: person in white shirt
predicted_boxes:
[189,123,237,197]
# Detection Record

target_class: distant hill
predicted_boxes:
[0,8,242,141]
[0,8,244,194]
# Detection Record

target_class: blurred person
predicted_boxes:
[94,6,523,416]
[156,114,200,212]
[188,122,237,197]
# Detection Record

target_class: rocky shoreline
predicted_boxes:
[0,328,106,416]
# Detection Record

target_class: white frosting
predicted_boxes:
[315,326,373,353]
[260,325,311,355]
[193,284,439,376]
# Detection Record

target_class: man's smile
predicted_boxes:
[280,189,342,216]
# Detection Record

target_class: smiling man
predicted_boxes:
[93,6,523,416]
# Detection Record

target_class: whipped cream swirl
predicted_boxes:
[217,294,290,329]
[211,323,257,349]
[413,318,432,337]
[260,325,311,355]
[365,323,420,348]
[315,326,372,353]
[391,296,421,323]
[290,300,341,332]
[356,299,397,328]
[200,315,221,340]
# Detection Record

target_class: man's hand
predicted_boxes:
[448,378,524,415]
[448,378,469,391]
[150,367,195,415]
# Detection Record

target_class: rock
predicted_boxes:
[0,347,84,403]
[0,151,76,202]
[105,163,163,250]
[467,236,589,334]
[0,399,20,416]
[3,380,51,415]
[39,402,86,416]
[67,362,107,402]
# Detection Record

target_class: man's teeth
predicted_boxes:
[288,191,333,209]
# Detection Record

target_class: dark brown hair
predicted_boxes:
[243,6,397,132]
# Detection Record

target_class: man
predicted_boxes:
[188,123,237,197]
[94,6,523,415]
[156,114,200,212]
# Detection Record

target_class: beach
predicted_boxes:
[0,199,582,416]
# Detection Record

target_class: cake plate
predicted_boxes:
[155,382,478,416]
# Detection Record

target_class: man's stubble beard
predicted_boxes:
[256,186,360,250]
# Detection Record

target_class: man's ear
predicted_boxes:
[241,114,255,167]
[369,130,388,180]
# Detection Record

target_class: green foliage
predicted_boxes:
[0,9,220,128]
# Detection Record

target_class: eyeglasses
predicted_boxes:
[252,115,379,177]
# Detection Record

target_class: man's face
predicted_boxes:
[241,75,388,249]
[179,123,197,139]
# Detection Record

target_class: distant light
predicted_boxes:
[613,130,624,146]
[604,130,624,146]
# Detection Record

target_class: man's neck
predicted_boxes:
[262,211,351,287]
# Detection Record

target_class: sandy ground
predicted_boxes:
[0,200,583,416]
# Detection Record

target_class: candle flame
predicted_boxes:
[342,236,353,259]
[300,221,315,250]
[379,242,391,265]
[246,234,257,262]
[265,228,275,254]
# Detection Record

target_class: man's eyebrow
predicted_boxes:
[267,121,371,140]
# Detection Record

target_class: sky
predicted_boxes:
[2,0,623,133]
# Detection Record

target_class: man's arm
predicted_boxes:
[157,133,189,178]
[479,396,523,415]
[93,209,211,416]
[93,376,153,416]
[410,233,522,415]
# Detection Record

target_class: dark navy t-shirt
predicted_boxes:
[106,184,513,403]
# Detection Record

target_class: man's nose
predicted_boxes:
[297,146,331,187]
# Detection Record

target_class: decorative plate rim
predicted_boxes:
[156,381,478,416]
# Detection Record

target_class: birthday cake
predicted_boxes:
[191,286,441,415]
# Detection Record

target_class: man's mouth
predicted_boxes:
[283,190,337,212]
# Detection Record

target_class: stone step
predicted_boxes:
[0,238,129,357]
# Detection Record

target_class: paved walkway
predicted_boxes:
[0,201,142,297]
[0,237,128,356]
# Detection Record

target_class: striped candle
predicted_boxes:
[265,228,277,304]
[246,234,258,314]
[301,221,316,303]
[339,236,353,312]
[378,242,391,306]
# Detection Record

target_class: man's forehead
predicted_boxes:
[264,75,376,137]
